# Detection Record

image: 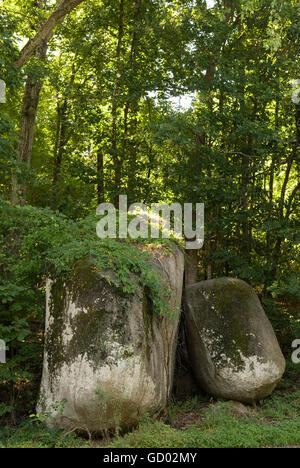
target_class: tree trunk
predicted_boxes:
[271,103,299,279]
[52,100,68,196]
[11,0,85,206]
[97,146,104,204]
[16,0,85,68]
[126,0,142,204]
[184,249,198,287]
[11,37,49,206]
[51,65,77,205]
[111,0,125,208]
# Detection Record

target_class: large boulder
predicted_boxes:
[184,277,286,404]
[37,245,184,434]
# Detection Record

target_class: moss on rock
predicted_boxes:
[191,279,257,371]
[46,257,136,379]
[38,245,185,434]
[184,277,286,403]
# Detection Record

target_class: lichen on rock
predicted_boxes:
[184,277,286,404]
[37,244,184,434]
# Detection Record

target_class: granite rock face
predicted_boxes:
[184,277,286,403]
[38,245,184,434]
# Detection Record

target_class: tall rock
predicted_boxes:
[38,245,184,434]
[184,277,286,404]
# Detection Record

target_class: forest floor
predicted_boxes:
[1,363,299,449]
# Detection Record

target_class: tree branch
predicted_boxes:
[286,182,300,219]
[15,0,85,68]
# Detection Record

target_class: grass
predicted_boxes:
[1,363,299,449]
[108,371,300,449]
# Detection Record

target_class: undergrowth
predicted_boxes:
[1,368,299,448]
[0,200,182,422]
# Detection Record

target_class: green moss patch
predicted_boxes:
[187,278,261,371]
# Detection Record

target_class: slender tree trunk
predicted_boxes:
[122,100,129,176]
[126,0,142,204]
[241,151,249,251]
[11,28,49,206]
[111,0,124,208]
[16,0,85,68]
[51,65,77,205]
[52,100,68,193]
[97,146,104,204]
[11,0,85,205]
[184,250,198,287]
[271,103,299,279]
[266,90,280,252]
[184,0,237,282]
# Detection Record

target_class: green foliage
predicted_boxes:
[109,389,300,448]
[263,298,300,355]
[2,380,299,448]
[0,0,299,447]
[0,422,88,448]
[29,398,68,424]
[0,8,20,196]
[0,198,176,421]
